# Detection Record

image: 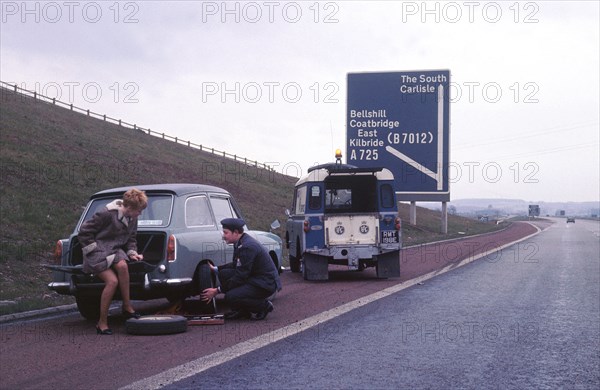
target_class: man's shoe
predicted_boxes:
[251,301,273,321]
[224,310,250,320]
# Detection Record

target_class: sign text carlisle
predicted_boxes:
[346,70,450,201]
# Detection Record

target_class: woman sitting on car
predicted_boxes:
[78,188,148,335]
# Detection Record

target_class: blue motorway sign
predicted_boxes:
[347,70,450,201]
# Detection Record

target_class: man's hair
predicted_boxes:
[123,188,148,211]
[231,226,244,234]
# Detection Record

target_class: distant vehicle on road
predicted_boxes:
[46,183,282,320]
[566,217,575,223]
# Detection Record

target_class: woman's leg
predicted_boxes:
[96,268,118,329]
[113,260,135,313]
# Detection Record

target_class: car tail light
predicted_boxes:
[395,217,401,230]
[303,220,310,233]
[167,235,176,261]
[53,240,62,264]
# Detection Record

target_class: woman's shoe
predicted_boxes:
[122,310,141,319]
[96,325,113,335]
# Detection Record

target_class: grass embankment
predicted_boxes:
[0,89,295,314]
[399,203,509,246]
[0,87,503,315]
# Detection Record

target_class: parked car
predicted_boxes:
[566,217,575,223]
[46,183,283,320]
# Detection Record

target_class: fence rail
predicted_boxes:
[0,81,274,171]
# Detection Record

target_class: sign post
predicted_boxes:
[528,205,540,218]
[347,70,451,231]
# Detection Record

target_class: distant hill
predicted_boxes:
[441,199,599,217]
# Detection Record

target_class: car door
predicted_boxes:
[208,194,241,263]
[179,194,226,267]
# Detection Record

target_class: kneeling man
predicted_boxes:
[201,218,282,320]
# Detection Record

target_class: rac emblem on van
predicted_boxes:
[334,225,345,235]
[359,224,369,234]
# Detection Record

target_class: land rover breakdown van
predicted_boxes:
[285,158,401,280]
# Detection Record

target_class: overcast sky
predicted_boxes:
[1,1,598,203]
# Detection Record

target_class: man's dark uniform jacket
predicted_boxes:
[218,232,282,294]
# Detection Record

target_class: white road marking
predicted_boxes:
[121,223,542,390]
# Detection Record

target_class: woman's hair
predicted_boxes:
[122,188,148,211]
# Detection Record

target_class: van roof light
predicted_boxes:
[335,149,343,164]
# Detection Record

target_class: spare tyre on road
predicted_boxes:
[125,315,187,335]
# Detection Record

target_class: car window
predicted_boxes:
[210,196,239,225]
[308,185,321,210]
[81,194,173,228]
[324,175,378,213]
[380,184,394,208]
[294,186,307,214]
[325,188,352,211]
[185,195,215,227]
[140,195,173,226]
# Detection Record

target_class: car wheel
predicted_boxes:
[301,258,308,280]
[75,294,100,321]
[197,263,217,314]
[289,240,301,273]
[289,255,300,273]
[125,315,188,335]
[270,252,282,274]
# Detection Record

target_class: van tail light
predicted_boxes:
[395,217,401,231]
[53,240,63,264]
[167,235,176,261]
[303,220,310,233]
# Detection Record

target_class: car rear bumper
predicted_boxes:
[48,276,193,296]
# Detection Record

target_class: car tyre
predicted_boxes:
[270,252,282,274]
[125,315,188,335]
[289,241,301,273]
[75,294,100,321]
[289,255,300,273]
[197,263,217,314]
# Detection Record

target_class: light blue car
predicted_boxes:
[47,183,283,320]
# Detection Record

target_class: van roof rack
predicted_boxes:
[307,163,384,174]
